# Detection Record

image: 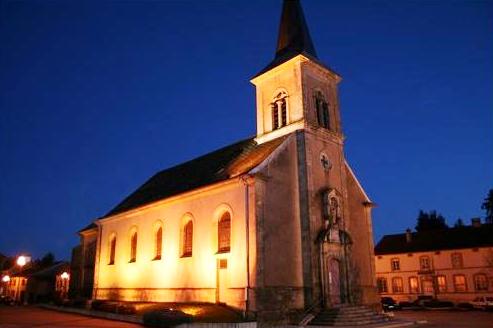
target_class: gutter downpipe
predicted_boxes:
[241,175,252,319]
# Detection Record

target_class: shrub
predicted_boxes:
[399,301,414,308]
[117,304,137,315]
[143,309,193,327]
[423,300,454,308]
[457,302,473,310]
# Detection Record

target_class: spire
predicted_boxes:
[275,0,317,60]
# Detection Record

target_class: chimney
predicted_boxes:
[405,228,412,243]
[471,218,481,228]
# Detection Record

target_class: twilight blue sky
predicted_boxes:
[1,0,492,260]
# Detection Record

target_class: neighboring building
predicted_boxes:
[4,261,70,303]
[375,220,493,304]
[72,0,378,320]
[69,223,97,299]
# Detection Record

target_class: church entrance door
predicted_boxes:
[328,258,341,305]
[216,259,228,304]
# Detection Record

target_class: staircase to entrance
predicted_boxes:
[308,305,391,326]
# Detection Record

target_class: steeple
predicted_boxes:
[251,0,342,145]
[275,0,317,60]
[255,0,319,77]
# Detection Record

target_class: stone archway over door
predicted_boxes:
[328,258,341,305]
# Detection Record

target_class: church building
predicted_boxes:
[72,0,379,321]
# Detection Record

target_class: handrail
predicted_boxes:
[298,297,323,326]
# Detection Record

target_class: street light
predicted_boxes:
[16,256,27,267]
[60,272,69,280]
[2,275,10,283]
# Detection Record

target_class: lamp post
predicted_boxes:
[1,275,10,296]
[60,271,70,300]
[16,255,27,304]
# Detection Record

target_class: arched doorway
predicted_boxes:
[327,258,341,305]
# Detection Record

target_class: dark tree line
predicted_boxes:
[414,188,493,232]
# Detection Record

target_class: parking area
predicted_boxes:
[394,309,493,328]
[0,306,141,328]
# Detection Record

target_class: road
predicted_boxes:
[394,309,493,328]
[0,306,141,328]
[1,306,493,327]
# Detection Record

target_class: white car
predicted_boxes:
[470,296,493,310]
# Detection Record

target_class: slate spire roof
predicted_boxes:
[275,0,317,60]
[253,0,335,78]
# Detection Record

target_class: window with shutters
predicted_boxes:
[474,274,488,291]
[392,277,404,293]
[377,277,388,293]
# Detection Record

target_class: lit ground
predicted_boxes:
[0,306,141,328]
[394,309,493,328]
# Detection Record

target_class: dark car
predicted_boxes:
[0,295,15,306]
[381,297,400,311]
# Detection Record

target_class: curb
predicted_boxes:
[37,304,143,324]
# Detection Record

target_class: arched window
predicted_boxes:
[108,234,116,265]
[218,212,231,253]
[271,91,288,130]
[129,230,137,263]
[315,91,330,129]
[155,226,163,260]
[182,220,193,257]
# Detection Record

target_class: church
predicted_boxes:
[71,0,379,321]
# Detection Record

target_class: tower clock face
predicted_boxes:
[320,152,331,171]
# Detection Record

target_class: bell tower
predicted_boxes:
[251,0,343,144]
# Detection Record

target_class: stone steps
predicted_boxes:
[309,305,390,326]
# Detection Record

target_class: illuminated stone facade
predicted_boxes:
[73,0,379,320]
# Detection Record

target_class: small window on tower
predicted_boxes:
[271,91,288,130]
[315,91,330,129]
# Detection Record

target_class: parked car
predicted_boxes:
[381,297,400,311]
[470,296,493,310]
[0,295,14,306]
[413,295,434,307]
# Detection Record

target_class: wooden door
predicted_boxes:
[328,258,341,305]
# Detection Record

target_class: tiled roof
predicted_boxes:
[103,136,287,218]
[374,224,493,255]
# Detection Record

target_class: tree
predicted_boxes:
[481,189,493,224]
[415,210,448,232]
[454,218,465,228]
[39,252,55,267]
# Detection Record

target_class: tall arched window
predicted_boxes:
[271,91,288,130]
[218,212,231,253]
[182,220,193,257]
[315,91,330,129]
[155,226,163,260]
[129,230,137,263]
[108,234,116,265]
